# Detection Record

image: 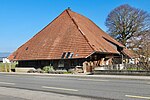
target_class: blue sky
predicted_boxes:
[0,0,150,53]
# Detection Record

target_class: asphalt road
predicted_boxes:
[0,73,150,100]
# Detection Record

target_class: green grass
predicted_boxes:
[126,67,143,71]
[63,72,73,74]
[0,62,17,72]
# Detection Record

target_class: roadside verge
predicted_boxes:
[0,72,150,80]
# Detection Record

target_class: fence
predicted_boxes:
[0,62,16,72]
[94,63,149,71]
[93,63,150,75]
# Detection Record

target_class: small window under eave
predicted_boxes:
[61,52,66,58]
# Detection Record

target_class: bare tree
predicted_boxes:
[131,30,150,70]
[105,4,150,46]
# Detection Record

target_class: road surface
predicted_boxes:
[0,73,149,100]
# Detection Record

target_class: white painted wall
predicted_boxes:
[3,58,10,63]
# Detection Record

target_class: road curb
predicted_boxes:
[0,72,150,80]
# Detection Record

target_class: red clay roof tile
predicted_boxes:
[9,9,124,61]
[122,48,138,58]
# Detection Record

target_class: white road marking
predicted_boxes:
[5,75,18,77]
[77,79,109,82]
[147,82,150,85]
[0,81,15,85]
[34,76,55,79]
[42,86,78,92]
[125,95,150,99]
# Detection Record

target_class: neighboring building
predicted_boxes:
[0,53,10,63]
[122,48,139,64]
[9,9,126,71]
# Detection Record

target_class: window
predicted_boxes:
[58,60,64,67]
[66,52,71,58]
[69,53,74,58]
[61,52,66,58]
[61,52,74,59]
[25,47,28,50]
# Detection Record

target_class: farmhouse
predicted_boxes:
[9,9,126,71]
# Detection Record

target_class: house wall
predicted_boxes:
[16,53,120,72]
[17,58,86,70]
[17,60,51,69]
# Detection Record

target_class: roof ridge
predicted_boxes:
[10,10,71,60]
[32,10,67,39]
[66,10,95,51]
[86,17,124,48]
[66,9,124,48]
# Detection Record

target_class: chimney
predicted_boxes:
[67,7,71,11]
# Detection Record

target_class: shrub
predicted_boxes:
[42,66,54,73]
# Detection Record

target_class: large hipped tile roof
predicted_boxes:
[9,9,124,61]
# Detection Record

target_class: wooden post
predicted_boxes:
[4,63,7,72]
[121,54,123,64]
[9,62,11,72]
